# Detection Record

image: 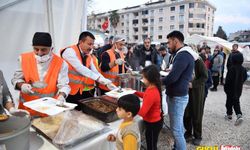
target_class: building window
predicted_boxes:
[202,23,205,28]
[127,21,129,25]
[179,24,184,30]
[151,10,154,14]
[98,19,101,22]
[158,35,162,39]
[132,19,139,24]
[150,19,154,23]
[170,25,175,30]
[170,6,175,12]
[188,23,193,28]
[142,10,148,15]
[121,15,124,18]
[196,23,200,28]
[180,5,185,13]
[127,29,129,33]
[189,3,194,8]
[170,16,175,21]
[121,22,124,26]
[134,35,138,40]
[127,14,129,17]
[133,12,139,17]
[142,18,148,24]
[134,28,138,32]
[98,24,101,29]
[150,27,154,31]
[189,13,193,18]
[159,17,163,22]
[142,35,148,40]
[158,26,163,31]
[179,15,184,22]
[122,30,124,33]
[159,8,163,13]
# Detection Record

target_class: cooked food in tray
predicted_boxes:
[84,99,116,113]
[0,114,9,121]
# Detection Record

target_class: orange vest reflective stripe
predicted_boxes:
[99,49,125,91]
[19,52,63,117]
[60,45,94,95]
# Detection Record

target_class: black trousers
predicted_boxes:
[184,90,205,139]
[212,75,220,89]
[226,95,242,116]
[144,119,163,150]
[66,89,95,110]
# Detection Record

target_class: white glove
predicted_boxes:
[21,83,34,94]
[115,58,124,65]
[56,95,66,106]
[97,77,112,85]
[9,107,30,117]
[107,83,117,90]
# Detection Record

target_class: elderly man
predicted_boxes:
[12,32,70,117]
[99,36,127,95]
[61,31,113,110]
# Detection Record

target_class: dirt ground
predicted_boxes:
[155,84,250,150]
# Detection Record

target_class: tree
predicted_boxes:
[109,10,120,29]
[215,26,227,40]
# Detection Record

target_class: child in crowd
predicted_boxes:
[107,94,141,150]
[224,52,247,126]
[135,65,163,150]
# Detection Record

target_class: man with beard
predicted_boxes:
[162,31,198,150]
[61,31,113,110]
[133,38,158,70]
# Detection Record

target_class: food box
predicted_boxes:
[105,88,136,98]
[79,97,119,123]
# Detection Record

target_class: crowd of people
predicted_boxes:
[0,30,248,150]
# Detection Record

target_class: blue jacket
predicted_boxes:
[163,50,194,97]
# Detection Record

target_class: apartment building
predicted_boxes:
[87,0,216,44]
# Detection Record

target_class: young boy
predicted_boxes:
[107,94,141,150]
[224,52,247,126]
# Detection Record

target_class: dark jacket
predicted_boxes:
[134,46,158,67]
[191,58,208,102]
[224,53,247,99]
[226,51,243,70]
[163,51,194,97]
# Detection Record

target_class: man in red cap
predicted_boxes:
[12,32,71,117]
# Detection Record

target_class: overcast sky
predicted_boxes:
[89,0,250,35]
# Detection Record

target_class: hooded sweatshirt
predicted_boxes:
[163,46,196,97]
[224,52,247,98]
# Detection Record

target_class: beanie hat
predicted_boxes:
[32,32,52,47]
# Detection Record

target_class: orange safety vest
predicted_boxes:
[99,49,125,91]
[19,52,63,117]
[60,45,94,95]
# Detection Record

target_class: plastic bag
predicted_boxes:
[52,111,107,147]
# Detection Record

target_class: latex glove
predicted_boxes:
[21,83,34,94]
[9,107,30,117]
[115,58,124,65]
[106,83,117,90]
[97,77,112,85]
[56,95,66,106]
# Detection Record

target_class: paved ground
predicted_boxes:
[156,84,250,150]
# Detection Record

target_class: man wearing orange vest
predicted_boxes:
[99,36,126,95]
[61,31,114,110]
[12,32,71,117]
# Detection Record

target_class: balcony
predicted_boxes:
[188,28,205,33]
[189,18,206,23]
[189,8,206,14]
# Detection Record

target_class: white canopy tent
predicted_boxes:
[185,34,250,61]
[185,34,244,53]
[0,0,87,99]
